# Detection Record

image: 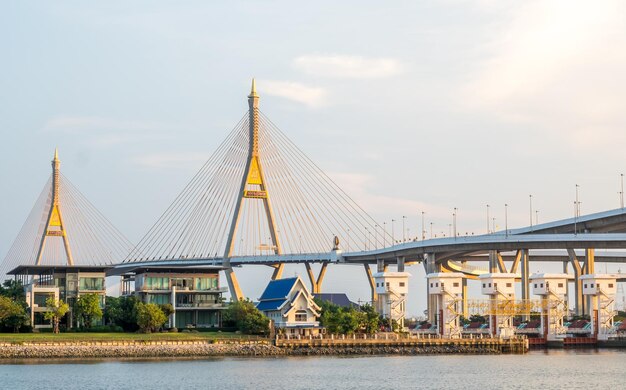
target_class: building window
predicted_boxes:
[540,284,544,288]
[506,283,512,288]
[558,283,564,288]
[147,294,170,305]
[386,282,390,287]
[295,310,307,322]
[584,284,587,288]
[482,284,486,288]
[399,282,405,287]
[534,284,538,288]
[609,283,614,288]
[494,283,497,288]
[79,277,104,291]
[435,282,438,287]
[453,282,459,287]
[488,283,491,287]
[430,283,433,288]
[145,277,169,290]
[591,284,594,288]
[195,277,218,291]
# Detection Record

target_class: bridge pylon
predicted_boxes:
[223,80,283,300]
[35,149,74,266]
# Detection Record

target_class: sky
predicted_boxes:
[1,1,626,316]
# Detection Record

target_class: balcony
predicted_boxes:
[176,302,225,309]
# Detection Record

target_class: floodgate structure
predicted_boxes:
[2,81,626,344]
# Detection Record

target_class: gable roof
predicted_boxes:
[259,277,299,301]
[256,299,287,311]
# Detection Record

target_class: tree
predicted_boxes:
[224,300,269,335]
[44,297,70,334]
[0,279,25,302]
[0,296,28,332]
[105,296,140,331]
[75,294,103,328]
[135,302,168,333]
[317,299,379,334]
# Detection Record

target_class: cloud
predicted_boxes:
[43,115,172,147]
[462,0,626,148]
[132,152,208,170]
[293,55,403,79]
[259,80,327,107]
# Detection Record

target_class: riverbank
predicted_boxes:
[0,339,506,359]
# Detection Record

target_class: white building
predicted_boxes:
[427,272,464,338]
[257,276,321,336]
[530,273,570,341]
[374,271,410,329]
[580,274,618,340]
[480,273,517,338]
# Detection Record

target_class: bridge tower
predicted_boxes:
[35,149,74,266]
[223,80,283,300]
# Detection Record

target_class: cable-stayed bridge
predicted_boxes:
[3,80,626,319]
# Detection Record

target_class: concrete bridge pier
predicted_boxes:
[567,249,584,316]
[424,253,440,324]
[520,249,530,320]
[585,248,596,316]
[305,262,328,294]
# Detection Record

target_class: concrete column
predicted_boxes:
[377,259,385,273]
[425,253,439,324]
[563,261,570,313]
[520,249,530,320]
[462,277,468,319]
[585,248,596,316]
[364,264,377,304]
[567,249,584,316]
[488,250,498,273]
[397,256,405,272]
[270,263,284,280]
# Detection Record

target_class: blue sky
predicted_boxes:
[1,1,625,315]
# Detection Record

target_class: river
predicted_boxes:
[0,349,623,389]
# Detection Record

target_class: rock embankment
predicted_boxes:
[0,341,501,359]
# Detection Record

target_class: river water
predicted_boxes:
[0,349,623,389]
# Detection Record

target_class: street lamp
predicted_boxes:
[535,210,539,226]
[391,219,395,243]
[619,173,624,208]
[430,222,433,239]
[504,203,508,238]
[383,222,387,247]
[402,216,407,242]
[486,204,490,234]
[421,211,425,241]
[453,207,458,239]
[529,194,533,231]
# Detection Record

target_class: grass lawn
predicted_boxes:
[0,331,266,343]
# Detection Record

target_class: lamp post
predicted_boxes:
[492,217,496,233]
[486,204,490,234]
[535,210,539,225]
[529,194,533,231]
[421,211,425,241]
[619,173,624,208]
[383,222,387,247]
[375,224,379,249]
[402,216,406,242]
[430,222,433,239]
[391,219,395,244]
[504,203,508,238]
[453,207,458,239]
[365,227,369,250]
[575,184,580,235]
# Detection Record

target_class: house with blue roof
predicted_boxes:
[257,276,322,336]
